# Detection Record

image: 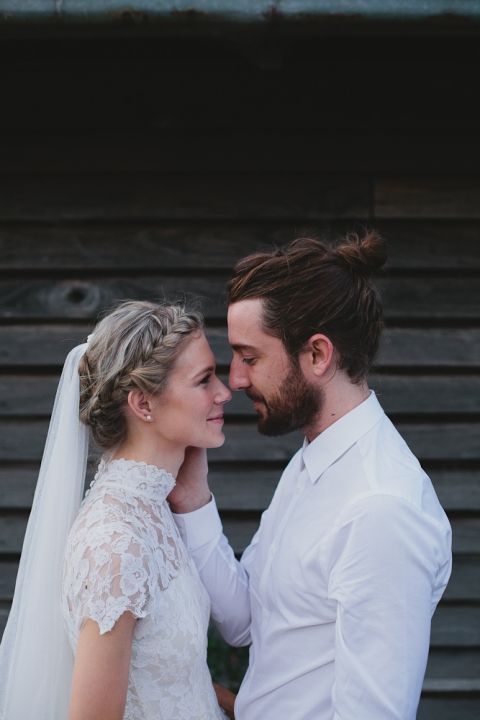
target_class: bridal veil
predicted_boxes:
[0,343,89,719]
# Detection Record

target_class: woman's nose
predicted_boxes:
[216,378,232,404]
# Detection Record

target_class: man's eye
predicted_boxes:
[242,357,256,366]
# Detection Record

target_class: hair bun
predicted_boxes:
[334,230,386,276]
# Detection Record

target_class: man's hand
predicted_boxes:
[213,682,236,719]
[168,447,212,514]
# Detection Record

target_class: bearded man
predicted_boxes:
[170,231,452,720]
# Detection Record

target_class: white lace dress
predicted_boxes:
[62,457,226,720]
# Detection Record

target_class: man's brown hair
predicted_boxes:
[227,231,386,382]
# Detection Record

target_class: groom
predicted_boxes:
[170,232,452,719]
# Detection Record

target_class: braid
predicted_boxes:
[79,300,203,449]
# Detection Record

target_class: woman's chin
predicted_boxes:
[205,431,226,449]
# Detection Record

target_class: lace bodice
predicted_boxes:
[62,457,225,720]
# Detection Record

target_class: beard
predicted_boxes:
[247,360,322,436]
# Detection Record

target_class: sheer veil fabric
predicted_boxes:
[0,344,89,720]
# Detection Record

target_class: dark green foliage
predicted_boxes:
[207,625,249,692]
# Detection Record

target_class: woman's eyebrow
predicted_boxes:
[191,364,215,379]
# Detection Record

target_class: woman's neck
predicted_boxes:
[111,437,185,478]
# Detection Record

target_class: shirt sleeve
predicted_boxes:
[327,493,450,720]
[69,524,151,635]
[173,495,255,646]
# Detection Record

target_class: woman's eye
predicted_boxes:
[199,374,212,385]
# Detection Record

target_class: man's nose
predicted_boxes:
[229,357,250,391]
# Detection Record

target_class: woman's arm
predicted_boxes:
[68,612,136,720]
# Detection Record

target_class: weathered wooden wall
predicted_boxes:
[0,28,479,718]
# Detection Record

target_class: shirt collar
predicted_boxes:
[302,390,384,484]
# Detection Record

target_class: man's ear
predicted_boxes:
[300,334,335,379]
[127,389,154,422]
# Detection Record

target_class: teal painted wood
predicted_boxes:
[1,0,480,24]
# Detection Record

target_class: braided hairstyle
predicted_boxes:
[227,230,386,382]
[78,300,203,449]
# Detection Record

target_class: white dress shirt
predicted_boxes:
[174,392,452,720]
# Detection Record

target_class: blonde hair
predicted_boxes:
[78,300,203,449]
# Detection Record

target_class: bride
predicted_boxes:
[0,300,232,720]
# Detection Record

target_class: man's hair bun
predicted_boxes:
[333,230,387,276]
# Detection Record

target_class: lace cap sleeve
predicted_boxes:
[68,522,152,635]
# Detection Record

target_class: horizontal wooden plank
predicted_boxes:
[439,556,480,602]
[0,419,301,462]
[2,466,478,515]
[0,513,262,557]
[0,562,16,599]
[417,698,480,720]
[1,326,479,369]
[377,328,480,369]
[1,221,479,271]
[1,57,478,133]
[378,278,480,320]
[422,679,480,693]
[0,276,228,321]
[1,373,480,418]
[1,418,479,462]
[426,648,480,679]
[0,468,37,507]
[0,555,478,648]
[431,606,480,648]
[0,554,478,604]
[0,509,477,556]
[0,222,334,271]
[453,518,480,555]
[375,177,480,219]
[429,470,480,513]
[377,220,480,269]
[0,556,480,616]
[215,515,480,556]
[2,131,480,175]
[1,277,479,321]
[0,175,369,221]
[0,514,27,554]
[370,375,480,415]
[8,606,476,664]
[215,470,480,518]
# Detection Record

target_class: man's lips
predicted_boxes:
[246,393,264,404]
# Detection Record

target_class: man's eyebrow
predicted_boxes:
[230,343,258,353]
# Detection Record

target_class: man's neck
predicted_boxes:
[304,380,370,442]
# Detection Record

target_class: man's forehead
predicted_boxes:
[227,299,264,340]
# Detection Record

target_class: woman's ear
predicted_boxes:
[127,389,154,423]
[301,333,335,379]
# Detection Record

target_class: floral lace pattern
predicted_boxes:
[62,458,225,720]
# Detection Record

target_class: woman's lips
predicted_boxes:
[207,415,224,424]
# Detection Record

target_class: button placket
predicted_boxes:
[258,467,309,599]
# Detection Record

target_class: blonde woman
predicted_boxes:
[0,301,231,720]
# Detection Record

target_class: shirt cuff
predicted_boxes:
[172,495,223,551]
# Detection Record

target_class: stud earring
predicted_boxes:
[145,415,152,422]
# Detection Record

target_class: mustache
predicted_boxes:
[245,390,265,403]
